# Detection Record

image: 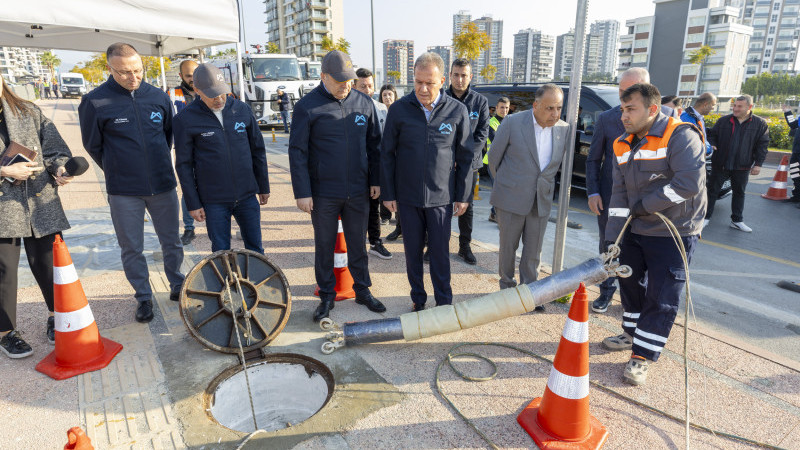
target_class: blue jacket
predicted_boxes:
[288,84,381,199]
[586,104,677,203]
[79,76,175,196]
[680,106,712,155]
[173,96,269,211]
[381,91,473,208]
[447,85,490,170]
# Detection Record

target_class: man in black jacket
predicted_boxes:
[783,105,800,204]
[706,94,769,232]
[174,64,270,254]
[382,52,473,311]
[446,58,489,265]
[79,43,184,323]
[289,50,386,322]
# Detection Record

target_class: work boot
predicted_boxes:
[46,316,55,344]
[313,299,335,322]
[602,332,633,351]
[135,300,154,323]
[181,229,195,246]
[623,354,650,385]
[591,294,612,313]
[458,245,477,265]
[355,292,386,313]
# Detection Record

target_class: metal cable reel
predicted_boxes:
[179,249,292,354]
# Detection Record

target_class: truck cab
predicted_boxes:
[59,73,87,98]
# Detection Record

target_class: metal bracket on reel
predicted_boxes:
[319,318,344,354]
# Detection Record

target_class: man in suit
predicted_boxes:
[488,84,568,311]
[585,67,678,314]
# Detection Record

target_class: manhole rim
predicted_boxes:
[204,352,336,434]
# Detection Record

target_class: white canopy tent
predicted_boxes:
[0,0,245,95]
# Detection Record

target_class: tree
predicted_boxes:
[321,36,351,54]
[70,53,108,86]
[141,56,172,86]
[213,48,237,58]
[266,42,280,54]
[387,70,402,84]
[688,45,716,90]
[480,64,497,83]
[452,22,490,62]
[40,50,61,82]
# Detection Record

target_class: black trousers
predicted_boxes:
[706,167,749,223]
[367,197,382,245]
[0,232,60,331]
[595,198,617,297]
[311,195,371,302]
[457,171,478,247]
[398,202,453,307]
[790,136,800,199]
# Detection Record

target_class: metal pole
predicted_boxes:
[552,0,589,273]
[370,0,376,73]
[235,42,246,101]
[158,43,167,91]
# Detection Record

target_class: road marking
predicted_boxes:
[691,269,795,280]
[699,239,800,269]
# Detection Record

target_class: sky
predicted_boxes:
[57,0,657,73]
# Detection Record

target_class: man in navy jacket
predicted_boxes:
[382,52,473,311]
[585,67,677,314]
[174,64,270,254]
[289,51,386,322]
[79,43,184,323]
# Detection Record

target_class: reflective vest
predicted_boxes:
[612,116,686,167]
[483,115,502,165]
[169,87,186,114]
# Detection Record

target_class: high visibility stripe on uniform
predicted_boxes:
[663,184,686,203]
[561,318,588,343]
[334,252,347,268]
[634,147,667,161]
[635,328,668,343]
[55,304,95,332]
[609,208,630,217]
[54,264,79,285]
[616,151,631,165]
[622,321,637,328]
[623,312,640,319]
[546,367,590,400]
[633,337,664,353]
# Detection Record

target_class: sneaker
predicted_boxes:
[47,316,55,344]
[602,332,633,351]
[181,229,196,246]
[623,355,650,385]
[386,228,402,241]
[0,330,33,359]
[380,219,390,226]
[730,221,752,233]
[591,294,612,313]
[369,242,392,259]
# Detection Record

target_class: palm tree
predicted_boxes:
[40,50,61,83]
[688,45,716,93]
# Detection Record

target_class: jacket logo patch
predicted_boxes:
[201,131,215,137]
[234,122,246,133]
[354,114,367,126]
[114,118,129,124]
[217,74,224,82]
[649,173,666,182]
[439,123,453,134]
[150,112,163,123]
[469,111,479,120]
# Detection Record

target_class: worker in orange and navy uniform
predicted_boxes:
[601,83,706,386]
[170,59,199,246]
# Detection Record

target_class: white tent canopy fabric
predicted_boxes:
[0,0,240,56]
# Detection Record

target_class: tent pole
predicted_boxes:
[158,43,167,91]
[235,42,246,100]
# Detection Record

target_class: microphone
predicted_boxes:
[63,157,89,177]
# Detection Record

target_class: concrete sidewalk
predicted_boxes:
[2,99,799,449]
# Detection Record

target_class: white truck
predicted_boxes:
[211,53,308,127]
[298,57,321,93]
[59,73,87,98]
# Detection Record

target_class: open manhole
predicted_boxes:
[206,353,335,433]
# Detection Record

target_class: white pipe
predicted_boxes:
[158,42,167,91]
[235,42,246,101]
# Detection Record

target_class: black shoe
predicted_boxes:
[386,228,402,241]
[355,292,387,313]
[47,316,55,344]
[412,303,425,312]
[534,305,545,312]
[136,300,154,323]
[783,197,800,203]
[423,248,430,263]
[458,246,477,265]
[169,283,183,302]
[0,330,33,358]
[591,294,613,313]
[369,242,392,260]
[380,219,390,225]
[489,212,497,223]
[313,300,335,322]
[181,229,196,246]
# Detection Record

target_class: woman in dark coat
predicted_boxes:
[0,75,73,359]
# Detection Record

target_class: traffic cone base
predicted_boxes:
[518,397,608,449]
[314,217,356,301]
[37,336,122,381]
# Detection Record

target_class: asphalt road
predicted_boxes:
[263,131,800,363]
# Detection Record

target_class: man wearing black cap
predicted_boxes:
[174,63,270,254]
[289,50,386,322]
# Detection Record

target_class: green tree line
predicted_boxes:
[741,72,800,102]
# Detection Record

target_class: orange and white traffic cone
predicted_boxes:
[762,155,791,201]
[517,283,608,449]
[314,217,355,301]
[36,235,123,380]
[64,426,94,450]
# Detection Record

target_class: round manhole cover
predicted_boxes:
[206,354,334,433]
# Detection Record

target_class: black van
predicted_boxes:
[473,82,620,189]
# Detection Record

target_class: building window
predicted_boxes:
[769,26,776,34]
[632,54,647,63]
[635,23,650,33]
[772,14,778,22]
[765,49,771,57]
[767,37,774,45]
[774,2,781,10]
[763,61,770,68]
[688,16,705,27]
[686,33,704,44]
